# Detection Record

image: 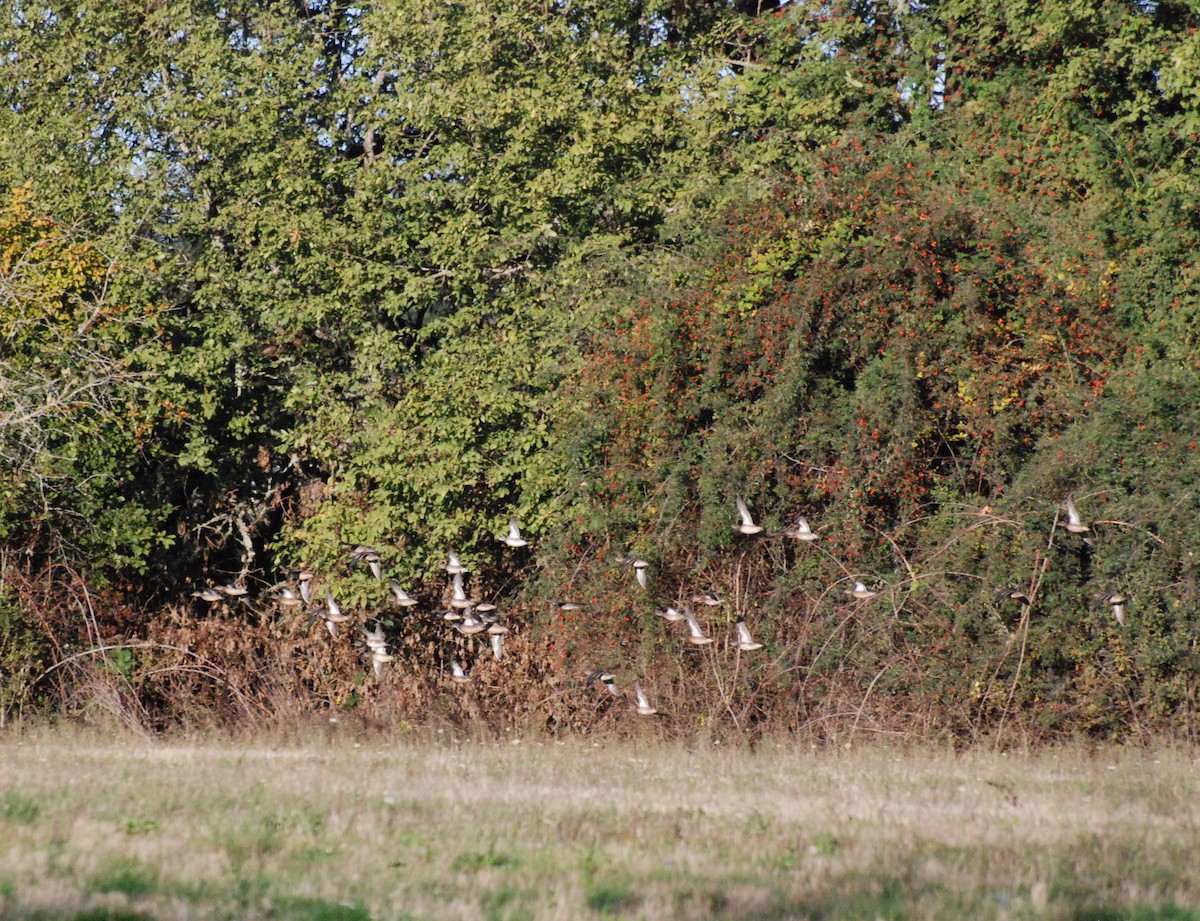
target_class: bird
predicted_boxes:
[296,570,315,604]
[657,606,687,622]
[448,572,474,609]
[1097,591,1127,627]
[633,683,657,716]
[735,617,763,651]
[370,649,394,678]
[552,599,583,612]
[995,586,1030,603]
[361,621,393,677]
[323,588,351,637]
[455,610,488,636]
[848,581,877,600]
[683,607,714,645]
[439,608,464,622]
[619,556,650,590]
[734,497,765,535]
[449,660,471,683]
[192,587,224,603]
[361,620,388,651]
[692,591,725,607]
[215,583,248,598]
[348,545,383,580]
[475,601,498,614]
[389,583,419,607]
[486,620,508,636]
[491,633,504,661]
[1063,497,1089,534]
[779,515,820,541]
[586,670,620,696]
[500,518,528,548]
[274,586,304,606]
[443,551,469,574]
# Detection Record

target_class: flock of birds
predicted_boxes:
[191,494,1119,716]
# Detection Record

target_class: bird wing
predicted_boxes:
[736,496,755,527]
[452,572,466,600]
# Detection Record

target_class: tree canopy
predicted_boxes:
[2,0,1199,741]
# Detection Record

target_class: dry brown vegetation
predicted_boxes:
[1,727,1198,921]
[11,559,1146,748]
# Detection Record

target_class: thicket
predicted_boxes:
[1,0,1198,743]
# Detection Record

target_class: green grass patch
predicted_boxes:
[87,858,158,898]
[267,897,373,921]
[1071,907,1200,921]
[482,884,536,921]
[122,817,157,835]
[2,736,1199,921]
[585,881,642,915]
[452,845,517,872]
[0,790,40,823]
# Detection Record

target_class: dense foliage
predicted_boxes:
[1,0,1198,742]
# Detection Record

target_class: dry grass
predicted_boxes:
[1,726,1198,920]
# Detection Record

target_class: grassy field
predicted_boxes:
[1,727,1198,921]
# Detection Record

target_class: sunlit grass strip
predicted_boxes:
[1,729,1198,920]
